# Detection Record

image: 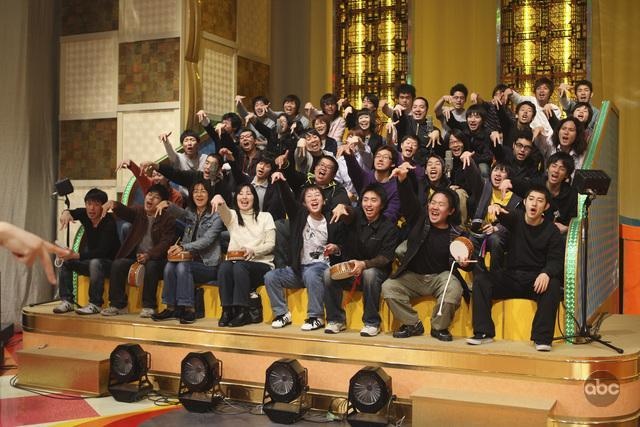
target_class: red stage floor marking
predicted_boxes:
[0,395,99,426]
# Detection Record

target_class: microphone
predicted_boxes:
[445,150,453,179]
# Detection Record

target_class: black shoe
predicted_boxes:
[180,310,196,324]
[392,321,425,338]
[430,328,453,342]
[152,308,181,321]
[218,307,234,327]
[228,307,250,327]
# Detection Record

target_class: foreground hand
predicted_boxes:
[59,210,75,230]
[196,110,210,126]
[487,203,508,219]
[101,200,117,218]
[330,204,349,224]
[459,151,474,169]
[275,150,289,169]
[0,222,70,284]
[490,131,502,147]
[390,162,415,182]
[136,253,149,264]
[242,247,255,261]
[427,130,440,148]
[270,171,286,184]
[167,245,182,256]
[210,195,226,213]
[350,259,366,276]
[155,200,170,217]
[218,147,235,162]
[498,179,513,199]
[323,243,340,257]
[533,272,550,294]
[158,132,172,144]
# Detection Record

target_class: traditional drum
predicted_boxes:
[449,236,474,261]
[168,250,193,262]
[329,261,356,280]
[128,262,145,287]
[225,250,246,261]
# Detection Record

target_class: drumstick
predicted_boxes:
[437,262,458,317]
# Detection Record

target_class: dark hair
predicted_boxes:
[233,184,260,226]
[450,83,468,98]
[256,153,276,172]
[574,79,593,92]
[491,162,513,178]
[147,184,170,201]
[546,151,575,178]
[315,155,339,178]
[525,183,552,204]
[400,134,419,146]
[413,96,429,111]
[188,178,213,210]
[362,93,379,109]
[300,184,326,206]
[222,112,242,131]
[361,182,388,211]
[252,95,270,108]
[180,130,200,144]
[238,127,256,139]
[515,100,537,115]
[465,104,487,122]
[444,128,469,151]
[283,94,301,112]
[572,101,593,124]
[552,117,587,155]
[320,93,338,106]
[356,109,375,132]
[428,187,461,225]
[534,77,554,93]
[373,145,396,168]
[312,114,331,135]
[514,128,533,143]
[492,83,508,97]
[84,188,108,204]
[394,83,416,99]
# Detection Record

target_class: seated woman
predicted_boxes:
[211,184,276,327]
[535,116,587,172]
[152,179,224,324]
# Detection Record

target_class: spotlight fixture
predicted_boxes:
[108,343,153,402]
[263,358,310,424]
[347,366,395,426]
[178,351,224,412]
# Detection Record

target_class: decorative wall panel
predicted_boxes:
[121,0,180,41]
[202,0,237,41]
[119,38,181,104]
[62,0,119,36]
[60,36,118,117]
[237,0,269,60]
[201,41,235,116]
[60,119,117,180]
[237,56,270,102]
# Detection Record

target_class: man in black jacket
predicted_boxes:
[382,164,472,342]
[467,184,565,351]
[54,188,120,315]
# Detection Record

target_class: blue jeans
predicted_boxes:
[163,261,218,307]
[264,263,328,318]
[324,267,388,327]
[59,259,111,306]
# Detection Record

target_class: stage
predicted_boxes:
[18,303,640,426]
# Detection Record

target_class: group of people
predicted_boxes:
[51,77,598,351]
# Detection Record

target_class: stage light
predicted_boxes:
[178,351,223,412]
[262,358,309,424]
[347,366,395,426]
[108,343,153,402]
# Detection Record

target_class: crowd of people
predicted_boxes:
[51,78,598,351]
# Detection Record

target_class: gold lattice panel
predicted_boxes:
[237,57,270,102]
[60,119,117,180]
[120,0,180,41]
[61,0,118,36]
[237,0,270,61]
[201,40,235,117]
[60,35,118,117]
[202,0,237,42]
[117,109,181,189]
[500,0,587,98]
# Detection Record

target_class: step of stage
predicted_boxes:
[411,387,555,427]
[21,304,640,425]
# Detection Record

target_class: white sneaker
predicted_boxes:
[53,300,74,314]
[535,342,552,352]
[140,308,155,318]
[271,312,292,328]
[75,303,101,315]
[466,333,494,345]
[301,317,324,331]
[101,306,128,316]
[360,324,380,337]
[324,321,346,334]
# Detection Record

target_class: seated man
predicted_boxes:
[382,164,471,341]
[324,183,399,337]
[54,188,120,314]
[467,185,565,351]
[101,184,176,317]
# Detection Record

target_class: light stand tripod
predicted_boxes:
[562,170,623,354]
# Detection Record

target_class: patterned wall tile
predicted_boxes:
[121,0,179,41]
[60,36,118,116]
[237,56,269,102]
[60,119,117,180]
[202,0,237,41]
[237,0,269,60]
[201,42,235,116]
[62,0,118,36]
[118,109,181,188]
[119,38,181,104]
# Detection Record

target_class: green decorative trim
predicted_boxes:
[564,209,584,337]
[71,226,85,303]
[582,100,609,169]
[121,176,137,204]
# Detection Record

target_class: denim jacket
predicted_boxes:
[168,204,223,267]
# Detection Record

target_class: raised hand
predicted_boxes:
[427,130,440,148]
[330,204,349,224]
[390,162,415,182]
[235,95,246,104]
[490,131,502,147]
[218,147,235,162]
[275,150,289,169]
[196,110,210,126]
[154,200,170,217]
[59,210,75,230]
[210,194,226,213]
[101,200,117,219]
[459,150,474,169]
[158,131,172,143]
[270,171,286,184]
